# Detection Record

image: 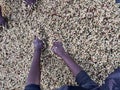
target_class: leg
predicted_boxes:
[51,41,98,90]
[26,48,41,85]
[51,41,82,77]
[25,36,44,88]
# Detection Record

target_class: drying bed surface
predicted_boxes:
[0,0,120,90]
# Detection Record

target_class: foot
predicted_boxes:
[33,36,44,51]
[51,40,66,57]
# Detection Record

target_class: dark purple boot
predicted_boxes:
[25,0,36,5]
[0,6,6,27]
